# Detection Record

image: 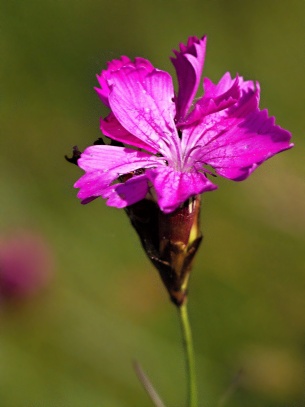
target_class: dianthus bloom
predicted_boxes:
[72,36,293,305]
[74,35,292,214]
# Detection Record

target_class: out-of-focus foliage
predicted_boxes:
[1,1,304,406]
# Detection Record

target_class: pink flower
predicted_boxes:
[0,231,54,301]
[74,36,293,214]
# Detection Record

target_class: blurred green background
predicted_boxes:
[1,0,304,406]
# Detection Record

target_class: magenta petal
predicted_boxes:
[95,56,131,107]
[146,167,217,213]
[199,93,293,180]
[182,85,260,152]
[184,73,241,125]
[171,36,207,122]
[108,67,180,159]
[100,112,157,153]
[103,174,149,208]
[74,145,159,201]
[95,57,155,107]
[77,145,158,173]
[75,171,109,202]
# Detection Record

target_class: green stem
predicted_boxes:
[178,302,198,407]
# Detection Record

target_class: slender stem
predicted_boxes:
[178,302,198,407]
